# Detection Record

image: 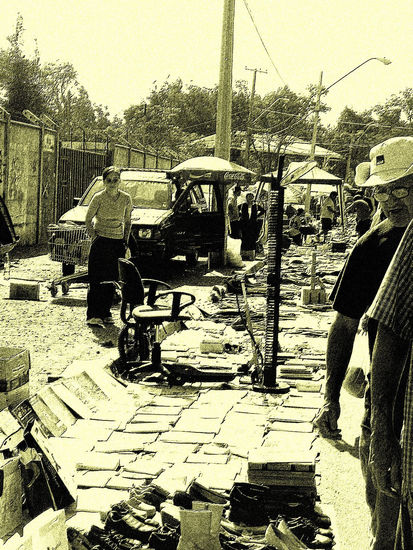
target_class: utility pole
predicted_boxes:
[215,0,235,160]
[305,71,323,213]
[213,0,235,267]
[244,67,267,167]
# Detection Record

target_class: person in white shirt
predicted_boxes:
[85,166,133,327]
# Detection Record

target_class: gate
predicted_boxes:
[57,147,110,221]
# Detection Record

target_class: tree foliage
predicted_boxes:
[0,15,412,173]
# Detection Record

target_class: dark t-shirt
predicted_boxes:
[330,219,406,321]
[330,219,407,431]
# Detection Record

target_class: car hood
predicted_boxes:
[59,206,170,226]
[131,209,170,225]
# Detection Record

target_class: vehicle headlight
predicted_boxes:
[138,228,152,239]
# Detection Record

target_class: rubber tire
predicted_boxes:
[62,262,75,276]
[118,325,149,367]
[185,250,199,266]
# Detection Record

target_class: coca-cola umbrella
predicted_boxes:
[168,156,255,184]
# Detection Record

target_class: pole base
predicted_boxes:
[252,381,290,394]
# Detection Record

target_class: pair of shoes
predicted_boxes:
[130,484,170,511]
[87,525,142,549]
[105,508,158,543]
[104,316,115,324]
[148,524,180,550]
[87,317,105,327]
[278,516,334,549]
[188,479,228,505]
[124,497,157,519]
[112,501,158,524]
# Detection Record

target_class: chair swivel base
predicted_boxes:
[252,381,290,394]
[162,362,236,386]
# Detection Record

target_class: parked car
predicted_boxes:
[58,168,226,267]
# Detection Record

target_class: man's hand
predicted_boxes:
[313,400,342,439]
[369,429,401,497]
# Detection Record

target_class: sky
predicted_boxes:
[0,0,412,127]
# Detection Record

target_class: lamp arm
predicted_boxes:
[324,57,390,93]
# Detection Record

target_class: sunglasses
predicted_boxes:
[373,186,410,202]
[105,176,120,183]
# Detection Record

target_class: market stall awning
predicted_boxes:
[168,156,255,183]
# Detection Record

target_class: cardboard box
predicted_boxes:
[9,280,40,301]
[0,457,23,541]
[0,348,30,411]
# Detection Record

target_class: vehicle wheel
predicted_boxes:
[118,325,150,367]
[62,282,70,295]
[50,284,58,297]
[62,262,75,276]
[185,250,199,266]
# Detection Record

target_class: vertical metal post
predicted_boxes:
[254,155,289,393]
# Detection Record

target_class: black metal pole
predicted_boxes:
[254,154,289,393]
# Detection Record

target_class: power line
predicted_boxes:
[242,0,286,86]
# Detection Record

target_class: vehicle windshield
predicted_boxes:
[80,177,172,209]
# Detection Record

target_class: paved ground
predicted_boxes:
[0,246,372,549]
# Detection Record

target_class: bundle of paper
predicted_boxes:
[278,364,313,380]
[247,447,317,489]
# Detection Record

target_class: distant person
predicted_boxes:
[228,185,242,239]
[239,192,265,260]
[85,166,132,328]
[320,191,338,241]
[285,203,297,219]
[347,199,373,237]
[289,207,305,245]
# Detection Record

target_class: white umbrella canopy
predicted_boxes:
[168,156,255,183]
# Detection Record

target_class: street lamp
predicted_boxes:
[305,56,392,211]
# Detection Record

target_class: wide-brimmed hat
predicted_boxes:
[360,136,413,187]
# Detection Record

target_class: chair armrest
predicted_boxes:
[153,290,196,320]
[142,278,172,306]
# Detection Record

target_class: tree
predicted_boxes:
[0,14,47,121]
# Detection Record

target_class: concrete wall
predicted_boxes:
[0,119,58,245]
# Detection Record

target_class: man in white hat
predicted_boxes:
[368,215,413,548]
[314,136,413,549]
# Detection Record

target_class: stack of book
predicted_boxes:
[247,447,317,495]
[278,364,313,380]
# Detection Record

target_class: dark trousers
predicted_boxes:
[229,220,241,239]
[87,236,125,320]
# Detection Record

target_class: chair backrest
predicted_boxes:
[118,258,145,321]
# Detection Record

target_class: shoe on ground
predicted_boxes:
[265,522,308,550]
[105,509,157,543]
[104,316,115,324]
[279,517,334,549]
[88,525,142,549]
[87,317,105,327]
